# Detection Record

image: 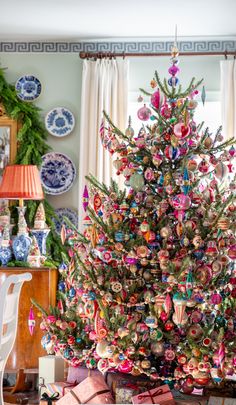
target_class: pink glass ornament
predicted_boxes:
[211,293,222,305]
[118,359,133,373]
[82,185,89,212]
[168,65,180,76]
[198,159,209,173]
[28,307,36,336]
[171,194,191,210]
[152,153,163,166]
[137,104,152,121]
[151,89,161,109]
[173,122,190,139]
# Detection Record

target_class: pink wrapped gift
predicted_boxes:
[57,375,114,404]
[46,381,78,398]
[67,366,102,383]
[106,371,154,396]
[132,384,175,404]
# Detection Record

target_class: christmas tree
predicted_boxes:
[39,45,236,391]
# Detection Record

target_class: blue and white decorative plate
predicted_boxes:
[53,208,78,235]
[40,152,76,195]
[45,107,75,137]
[15,75,42,101]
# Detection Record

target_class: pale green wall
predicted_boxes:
[0,53,83,212]
[129,55,222,93]
[0,52,221,214]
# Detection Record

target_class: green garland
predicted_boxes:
[0,67,65,265]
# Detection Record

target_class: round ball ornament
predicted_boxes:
[173,122,190,139]
[129,173,145,191]
[217,217,230,231]
[137,104,152,121]
[171,193,191,210]
[198,159,209,173]
[152,153,163,167]
[187,159,198,172]
[118,359,134,373]
[187,324,203,341]
[168,76,179,87]
[228,244,236,260]
[214,162,228,180]
[96,341,113,358]
[151,341,164,356]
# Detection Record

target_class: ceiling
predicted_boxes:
[0,0,235,42]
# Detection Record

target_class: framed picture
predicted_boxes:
[0,109,17,208]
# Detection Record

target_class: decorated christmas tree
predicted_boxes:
[39,45,236,391]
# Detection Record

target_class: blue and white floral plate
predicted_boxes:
[45,107,75,137]
[40,152,76,195]
[15,75,42,101]
[53,208,78,235]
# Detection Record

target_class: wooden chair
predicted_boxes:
[0,273,32,405]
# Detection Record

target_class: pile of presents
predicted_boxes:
[39,356,236,405]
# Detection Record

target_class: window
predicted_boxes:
[128,91,221,136]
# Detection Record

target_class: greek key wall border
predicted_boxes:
[0,40,235,53]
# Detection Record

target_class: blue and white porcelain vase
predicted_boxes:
[31,229,50,255]
[0,246,12,266]
[13,234,32,262]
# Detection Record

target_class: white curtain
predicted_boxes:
[78,58,129,230]
[220,59,236,140]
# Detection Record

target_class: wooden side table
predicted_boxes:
[0,267,58,399]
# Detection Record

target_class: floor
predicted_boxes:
[4,390,39,404]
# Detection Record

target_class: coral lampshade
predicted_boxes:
[0,165,44,201]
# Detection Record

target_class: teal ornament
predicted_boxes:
[158,174,164,186]
[182,168,191,195]
[150,115,156,121]
[201,86,206,105]
[114,231,124,242]
[129,173,145,191]
[186,270,193,298]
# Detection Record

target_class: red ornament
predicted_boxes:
[165,320,174,331]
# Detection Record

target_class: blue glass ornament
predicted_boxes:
[69,287,76,298]
[158,174,164,186]
[58,281,66,292]
[59,262,68,272]
[88,291,96,300]
[168,77,179,87]
[192,249,204,260]
[63,347,73,359]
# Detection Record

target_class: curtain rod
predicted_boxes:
[80,51,236,59]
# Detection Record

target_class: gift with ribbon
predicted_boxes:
[46,381,78,398]
[56,375,114,404]
[40,392,60,405]
[115,381,141,404]
[132,384,175,404]
[67,366,102,384]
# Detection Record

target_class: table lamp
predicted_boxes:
[0,165,44,262]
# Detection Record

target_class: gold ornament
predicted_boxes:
[217,217,230,231]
